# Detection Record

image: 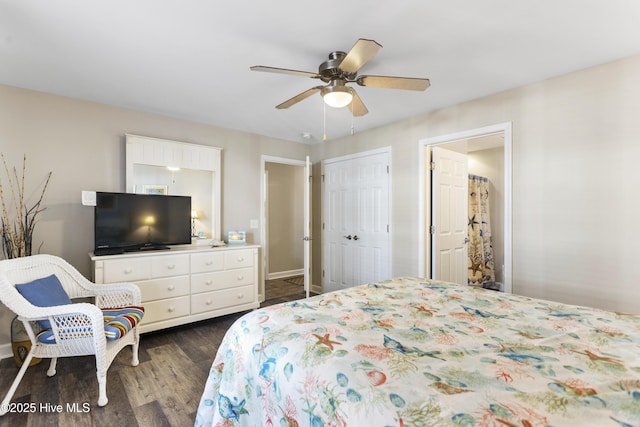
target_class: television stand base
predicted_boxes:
[93,248,125,256]
[134,245,170,252]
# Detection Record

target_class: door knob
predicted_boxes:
[353,235,359,241]
[344,235,352,240]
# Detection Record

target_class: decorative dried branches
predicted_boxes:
[0,154,52,259]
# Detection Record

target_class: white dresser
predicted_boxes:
[90,245,260,333]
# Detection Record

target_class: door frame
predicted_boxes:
[260,155,306,302]
[417,122,512,293]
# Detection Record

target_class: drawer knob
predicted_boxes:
[205,260,213,266]
[168,285,175,291]
[237,293,244,299]
[168,307,175,313]
[124,268,133,274]
[205,280,213,286]
[168,264,176,270]
[206,299,213,305]
[237,257,244,262]
[237,275,244,281]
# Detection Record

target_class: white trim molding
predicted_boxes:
[0,343,13,361]
[267,269,305,281]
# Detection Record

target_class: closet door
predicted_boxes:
[323,158,352,292]
[323,150,390,292]
[351,153,390,285]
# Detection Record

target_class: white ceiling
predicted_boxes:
[1,1,639,144]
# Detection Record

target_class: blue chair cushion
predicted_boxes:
[15,274,72,329]
[36,330,56,344]
[36,305,145,344]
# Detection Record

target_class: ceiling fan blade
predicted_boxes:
[276,86,324,109]
[339,38,382,74]
[250,65,320,79]
[348,90,368,117]
[357,75,431,91]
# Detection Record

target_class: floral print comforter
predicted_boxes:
[194,277,640,427]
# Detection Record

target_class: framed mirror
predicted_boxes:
[125,134,222,242]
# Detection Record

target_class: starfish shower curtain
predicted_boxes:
[468,174,496,288]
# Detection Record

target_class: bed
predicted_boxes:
[194,277,640,426]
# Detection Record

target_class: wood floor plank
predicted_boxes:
[133,400,171,427]
[168,325,212,365]
[157,394,197,427]
[117,359,166,408]
[0,394,29,427]
[0,358,41,402]
[25,360,60,427]
[146,342,209,411]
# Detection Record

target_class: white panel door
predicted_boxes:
[432,147,468,285]
[323,151,390,292]
[323,159,352,292]
[351,153,390,285]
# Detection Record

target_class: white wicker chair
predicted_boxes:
[0,254,142,414]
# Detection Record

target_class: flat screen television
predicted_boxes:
[94,192,191,256]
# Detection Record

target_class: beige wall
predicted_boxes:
[0,85,310,346]
[265,162,304,276]
[312,54,640,314]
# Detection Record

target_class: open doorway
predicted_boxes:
[418,123,512,293]
[260,156,307,302]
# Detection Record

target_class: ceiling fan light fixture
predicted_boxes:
[321,85,353,108]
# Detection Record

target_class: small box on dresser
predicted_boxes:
[90,245,260,333]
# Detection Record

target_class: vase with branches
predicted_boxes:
[0,154,52,259]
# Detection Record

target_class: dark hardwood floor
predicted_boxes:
[0,277,305,426]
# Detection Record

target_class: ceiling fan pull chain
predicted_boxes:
[351,101,355,135]
[323,101,327,141]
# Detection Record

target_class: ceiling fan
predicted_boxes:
[250,38,430,116]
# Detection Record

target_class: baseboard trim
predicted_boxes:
[267,269,304,281]
[0,343,13,361]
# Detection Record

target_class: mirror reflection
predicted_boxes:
[132,164,214,239]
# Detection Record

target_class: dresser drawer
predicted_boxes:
[151,254,189,278]
[190,285,254,314]
[142,296,191,324]
[103,258,151,283]
[191,252,225,274]
[137,276,190,302]
[224,249,254,269]
[191,268,254,294]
